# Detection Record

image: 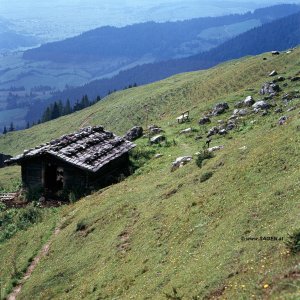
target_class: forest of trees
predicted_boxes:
[1,94,102,135]
[41,94,101,123]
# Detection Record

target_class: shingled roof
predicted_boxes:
[6,126,136,172]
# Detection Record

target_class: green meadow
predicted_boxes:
[0,48,300,299]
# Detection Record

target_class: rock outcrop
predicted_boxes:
[125,126,143,141]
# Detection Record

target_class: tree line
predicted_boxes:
[2,94,101,135]
[41,94,101,123]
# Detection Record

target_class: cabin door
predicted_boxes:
[44,163,64,192]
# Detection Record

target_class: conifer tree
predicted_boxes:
[64,99,72,115]
[9,122,14,132]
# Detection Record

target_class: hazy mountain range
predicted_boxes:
[0,3,300,129]
[1,0,298,42]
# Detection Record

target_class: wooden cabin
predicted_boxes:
[0,153,12,168]
[6,126,135,194]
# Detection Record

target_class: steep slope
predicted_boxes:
[1,49,300,299]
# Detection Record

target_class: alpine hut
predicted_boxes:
[6,126,136,194]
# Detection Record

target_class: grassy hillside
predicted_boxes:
[1,48,300,299]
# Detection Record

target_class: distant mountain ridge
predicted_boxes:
[23,4,300,63]
[37,10,300,109]
[0,20,39,53]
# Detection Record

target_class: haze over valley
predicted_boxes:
[1,0,296,43]
[0,1,299,129]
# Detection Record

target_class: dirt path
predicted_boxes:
[7,226,62,300]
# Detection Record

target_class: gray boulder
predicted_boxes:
[244,96,255,107]
[219,129,228,135]
[274,76,285,82]
[180,128,192,134]
[125,126,143,141]
[150,135,166,144]
[207,126,219,137]
[260,82,280,95]
[269,70,278,77]
[148,124,163,135]
[234,100,244,108]
[199,116,211,125]
[278,116,288,125]
[171,156,193,172]
[291,76,300,82]
[235,96,255,108]
[252,101,271,111]
[212,102,229,116]
[271,51,280,55]
[233,108,249,116]
[282,93,293,102]
[287,107,296,112]
[208,145,224,152]
[226,121,236,131]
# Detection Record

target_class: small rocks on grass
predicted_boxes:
[124,126,143,141]
[171,156,193,172]
[252,101,271,112]
[208,145,224,152]
[282,93,293,101]
[226,120,236,131]
[233,108,249,116]
[155,154,163,159]
[275,107,283,113]
[148,124,163,135]
[244,96,255,107]
[278,116,288,125]
[212,102,229,116]
[150,135,166,144]
[39,196,46,202]
[271,51,280,55]
[180,128,192,134]
[274,76,285,82]
[234,100,244,108]
[207,126,219,137]
[291,76,300,82]
[269,70,278,77]
[219,129,227,135]
[228,113,238,120]
[199,116,211,125]
[239,146,247,151]
[287,107,296,112]
[260,82,280,95]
